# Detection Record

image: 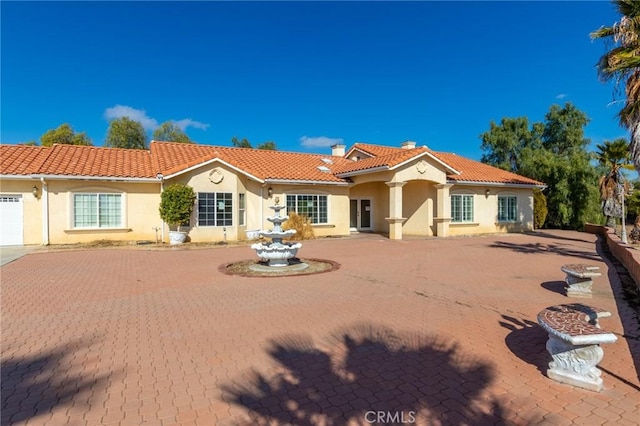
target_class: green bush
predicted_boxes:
[159,183,196,230]
[533,188,548,229]
[282,212,315,240]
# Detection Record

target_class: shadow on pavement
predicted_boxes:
[1,339,115,425]
[490,240,601,262]
[528,231,594,244]
[499,315,549,375]
[540,280,567,296]
[222,323,521,425]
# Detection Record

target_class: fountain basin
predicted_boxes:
[260,230,296,240]
[251,242,302,267]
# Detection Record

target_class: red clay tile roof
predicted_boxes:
[37,144,156,178]
[334,147,432,174]
[152,141,353,183]
[434,151,544,186]
[340,143,543,186]
[0,142,544,186]
[347,143,403,158]
[0,145,51,175]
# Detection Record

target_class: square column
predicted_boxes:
[385,181,407,240]
[435,184,453,237]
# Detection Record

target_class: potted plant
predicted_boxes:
[159,183,196,245]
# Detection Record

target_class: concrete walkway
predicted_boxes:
[0,245,37,267]
[1,231,638,425]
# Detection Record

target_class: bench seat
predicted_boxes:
[560,264,601,298]
[537,304,617,392]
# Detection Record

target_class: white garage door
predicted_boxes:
[0,195,24,246]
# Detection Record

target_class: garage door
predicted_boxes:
[0,195,24,246]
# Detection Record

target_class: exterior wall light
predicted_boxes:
[32,185,39,198]
[485,189,490,197]
[268,187,273,198]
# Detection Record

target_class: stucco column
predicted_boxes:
[385,181,407,240]
[435,184,453,237]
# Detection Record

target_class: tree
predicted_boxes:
[231,136,252,148]
[480,103,602,229]
[152,121,192,143]
[231,136,277,150]
[591,1,640,171]
[257,140,277,150]
[105,117,147,149]
[480,117,542,173]
[533,188,548,229]
[159,183,196,231]
[40,123,92,147]
[595,138,633,226]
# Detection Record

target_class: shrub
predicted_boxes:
[533,188,548,229]
[159,183,196,230]
[282,212,315,240]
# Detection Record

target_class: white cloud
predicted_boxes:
[104,105,158,130]
[555,93,567,100]
[299,136,344,148]
[171,119,210,131]
[104,105,210,132]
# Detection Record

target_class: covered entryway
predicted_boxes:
[350,198,372,231]
[0,195,24,245]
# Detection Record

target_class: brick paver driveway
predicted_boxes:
[2,231,639,425]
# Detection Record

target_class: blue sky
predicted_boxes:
[0,1,628,160]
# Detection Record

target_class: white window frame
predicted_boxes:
[451,194,474,223]
[197,192,233,227]
[72,192,125,229]
[285,193,329,225]
[498,195,518,222]
[238,193,246,227]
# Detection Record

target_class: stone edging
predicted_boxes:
[584,223,640,291]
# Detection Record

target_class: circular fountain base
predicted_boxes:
[220,258,340,278]
[249,261,309,273]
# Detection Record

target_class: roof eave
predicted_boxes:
[29,174,160,182]
[448,180,546,189]
[334,165,390,177]
[264,178,350,186]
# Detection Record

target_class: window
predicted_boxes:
[198,192,233,226]
[451,194,474,223]
[498,195,518,222]
[73,193,122,228]
[238,193,246,226]
[286,194,328,224]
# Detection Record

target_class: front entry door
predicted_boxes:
[350,198,372,231]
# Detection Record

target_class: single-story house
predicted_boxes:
[0,140,544,246]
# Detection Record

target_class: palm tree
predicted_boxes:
[595,138,632,226]
[591,1,640,170]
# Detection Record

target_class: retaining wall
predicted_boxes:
[585,223,640,289]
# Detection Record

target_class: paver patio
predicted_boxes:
[1,230,639,425]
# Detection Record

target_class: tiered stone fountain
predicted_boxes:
[250,197,308,271]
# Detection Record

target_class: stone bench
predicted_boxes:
[561,264,601,297]
[537,304,617,392]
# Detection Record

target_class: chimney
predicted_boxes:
[331,143,346,157]
[401,140,416,149]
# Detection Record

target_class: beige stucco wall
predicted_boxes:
[45,180,161,244]
[266,184,351,238]
[164,162,351,242]
[166,162,244,242]
[349,182,388,232]
[0,179,44,245]
[402,181,437,236]
[448,185,534,236]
